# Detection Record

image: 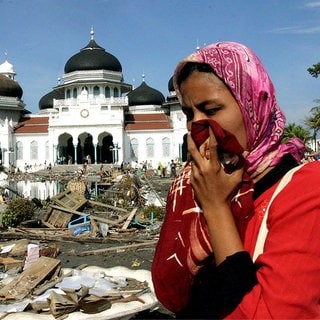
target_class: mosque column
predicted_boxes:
[54,145,58,164]
[74,144,78,164]
[94,144,97,164]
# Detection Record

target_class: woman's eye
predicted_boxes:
[205,108,220,116]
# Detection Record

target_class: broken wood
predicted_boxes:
[121,208,138,230]
[0,257,24,271]
[48,204,122,226]
[0,256,61,300]
[32,263,88,296]
[52,190,87,211]
[143,174,166,207]
[78,240,157,256]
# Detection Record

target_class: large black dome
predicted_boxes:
[127,81,165,106]
[0,74,23,99]
[64,37,122,73]
[39,89,64,110]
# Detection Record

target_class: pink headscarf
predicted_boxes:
[173,42,305,178]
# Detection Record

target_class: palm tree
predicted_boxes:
[304,105,320,151]
[283,123,311,144]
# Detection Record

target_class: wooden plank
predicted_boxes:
[79,240,158,256]
[48,205,125,226]
[46,207,73,228]
[52,190,87,211]
[0,256,61,300]
[121,208,138,230]
[0,257,24,271]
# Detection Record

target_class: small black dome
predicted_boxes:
[64,38,122,73]
[0,74,23,99]
[39,90,64,110]
[127,81,165,106]
[168,76,174,92]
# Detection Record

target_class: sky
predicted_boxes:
[1,0,320,126]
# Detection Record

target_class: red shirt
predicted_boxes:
[226,161,320,318]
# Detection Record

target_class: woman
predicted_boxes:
[152,42,320,318]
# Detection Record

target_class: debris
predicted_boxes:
[68,215,91,236]
[23,243,39,270]
[78,240,158,256]
[121,208,138,230]
[0,257,24,271]
[0,166,175,318]
[0,256,61,300]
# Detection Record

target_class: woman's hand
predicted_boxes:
[188,127,245,264]
[188,127,243,213]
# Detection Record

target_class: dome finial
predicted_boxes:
[142,72,145,82]
[196,39,200,51]
[90,26,94,40]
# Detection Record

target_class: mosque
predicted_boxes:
[0,28,187,171]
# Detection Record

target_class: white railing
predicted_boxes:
[53,96,128,108]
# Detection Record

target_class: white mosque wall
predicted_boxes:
[13,133,50,172]
[123,129,184,169]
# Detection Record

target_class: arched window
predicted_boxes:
[66,89,71,99]
[72,88,77,98]
[146,138,154,158]
[114,87,119,97]
[16,141,23,160]
[93,86,100,97]
[105,86,111,98]
[162,137,170,157]
[131,138,138,159]
[30,141,38,160]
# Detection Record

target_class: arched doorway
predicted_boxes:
[98,132,114,163]
[58,133,74,164]
[77,133,94,164]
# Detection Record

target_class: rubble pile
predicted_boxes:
[0,168,172,318]
[0,246,157,318]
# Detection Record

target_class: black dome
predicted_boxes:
[64,39,122,73]
[39,90,64,110]
[0,74,23,99]
[168,76,174,92]
[127,81,165,106]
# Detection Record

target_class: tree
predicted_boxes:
[283,123,311,144]
[304,105,320,151]
[307,63,320,78]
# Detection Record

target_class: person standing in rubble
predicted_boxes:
[170,159,177,178]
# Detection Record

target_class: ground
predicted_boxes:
[55,236,157,271]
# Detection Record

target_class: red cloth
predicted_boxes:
[226,161,320,319]
[191,119,245,171]
[151,120,254,312]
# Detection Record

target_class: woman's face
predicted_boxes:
[179,70,247,150]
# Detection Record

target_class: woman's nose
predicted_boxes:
[187,109,208,130]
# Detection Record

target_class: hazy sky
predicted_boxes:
[1,0,320,125]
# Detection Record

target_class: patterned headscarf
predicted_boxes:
[173,42,305,178]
